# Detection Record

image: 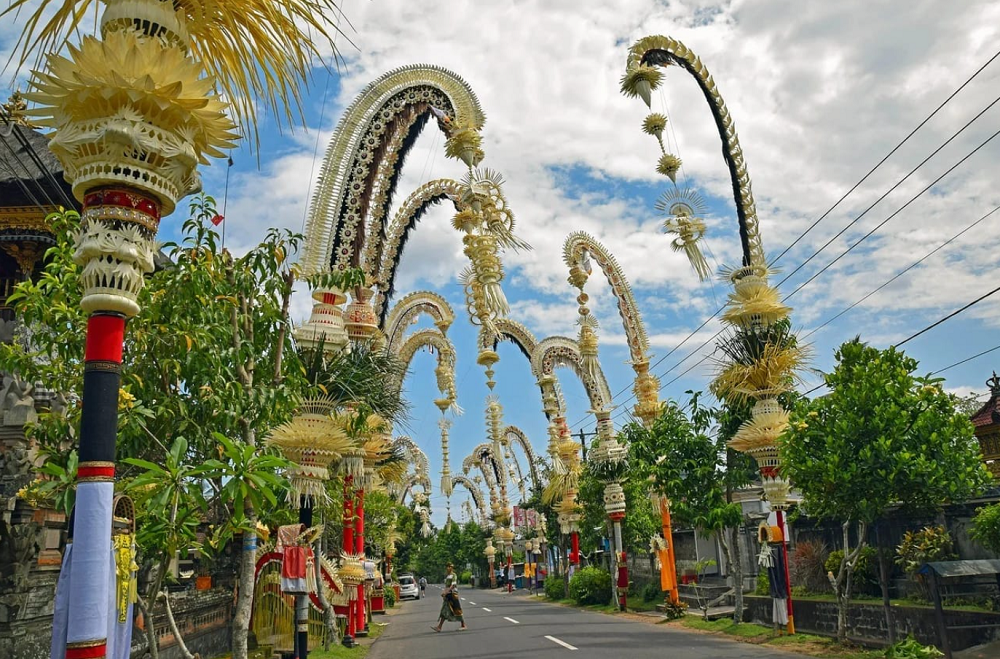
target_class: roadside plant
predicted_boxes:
[782,338,991,643]
[897,526,955,601]
[971,503,1000,555]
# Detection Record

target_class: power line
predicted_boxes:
[931,344,1000,376]
[777,92,1000,290]
[770,46,1000,265]
[568,56,1000,428]
[783,125,1000,303]
[802,204,1000,340]
[802,292,1000,398]
[896,282,1000,347]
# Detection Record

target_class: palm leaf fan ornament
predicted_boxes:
[620,65,663,107]
[264,397,354,505]
[6,0,348,146]
[657,187,711,281]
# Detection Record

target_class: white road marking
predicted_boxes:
[545,636,578,651]
[503,617,520,624]
[469,601,476,605]
[482,607,492,612]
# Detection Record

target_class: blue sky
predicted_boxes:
[5,0,1000,526]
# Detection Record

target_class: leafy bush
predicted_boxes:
[459,570,473,585]
[896,526,955,600]
[568,566,612,606]
[826,546,878,595]
[896,526,955,573]
[642,581,664,602]
[790,539,830,594]
[755,571,770,596]
[884,636,943,658]
[660,599,688,620]
[384,586,396,608]
[971,503,1000,555]
[545,575,566,600]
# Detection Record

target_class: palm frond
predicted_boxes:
[4,0,349,145]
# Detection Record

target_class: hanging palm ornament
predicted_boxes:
[439,418,453,517]
[7,3,344,652]
[452,169,530,387]
[265,398,353,506]
[656,187,711,282]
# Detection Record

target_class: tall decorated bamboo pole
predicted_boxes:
[485,539,497,589]
[8,2,344,656]
[622,35,807,632]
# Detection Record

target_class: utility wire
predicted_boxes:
[895,283,1000,348]
[802,204,1000,340]
[802,288,1000,397]
[770,46,1000,265]
[777,92,1000,290]
[782,125,1000,303]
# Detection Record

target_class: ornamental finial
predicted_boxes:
[987,371,1000,395]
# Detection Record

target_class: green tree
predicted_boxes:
[623,392,745,620]
[781,338,991,643]
[1,199,305,659]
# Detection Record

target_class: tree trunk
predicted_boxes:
[136,595,158,659]
[828,520,867,644]
[162,589,196,659]
[729,526,744,624]
[876,519,896,645]
[231,516,256,659]
[315,536,337,650]
[231,429,258,659]
[138,557,169,659]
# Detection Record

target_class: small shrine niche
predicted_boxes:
[969,372,1000,480]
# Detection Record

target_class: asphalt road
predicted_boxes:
[368,585,807,659]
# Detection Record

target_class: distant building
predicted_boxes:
[968,372,1000,481]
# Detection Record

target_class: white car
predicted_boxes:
[398,574,419,600]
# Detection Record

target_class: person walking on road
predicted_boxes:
[431,564,467,632]
[419,575,427,598]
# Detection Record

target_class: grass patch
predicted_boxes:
[679,616,887,658]
[682,617,770,638]
[769,633,833,646]
[626,599,661,612]
[307,623,386,659]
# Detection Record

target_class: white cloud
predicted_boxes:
[7,1,1000,525]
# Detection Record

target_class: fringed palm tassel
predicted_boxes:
[720,266,792,329]
[620,65,663,107]
[657,153,683,182]
[445,122,483,168]
[663,216,710,281]
[642,113,668,153]
[578,315,602,383]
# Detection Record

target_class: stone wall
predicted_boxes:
[132,589,232,659]
[743,594,1000,651]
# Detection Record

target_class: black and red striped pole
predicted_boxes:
[60,187,159,659]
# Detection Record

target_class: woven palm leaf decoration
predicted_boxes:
[6,0,347,143]
[657,187,711,281]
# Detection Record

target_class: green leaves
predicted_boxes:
[970,503,1000,554]
[622,392,740,533]
[781,338,993,525]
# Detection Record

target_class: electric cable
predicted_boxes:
[770,46,1000,265]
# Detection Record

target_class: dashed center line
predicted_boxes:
[469,601,476,605]
[482,607,492,612]
[545,635,578,651]
[503,616,520,624]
